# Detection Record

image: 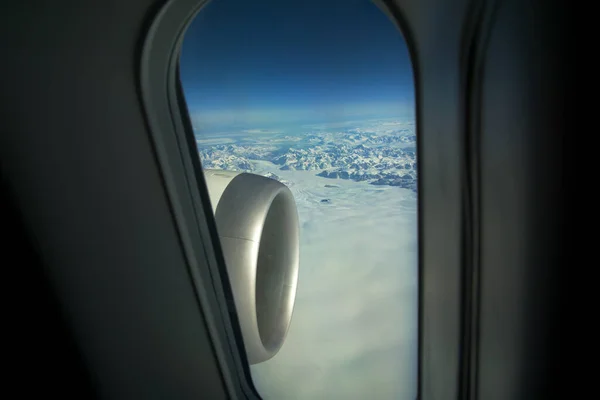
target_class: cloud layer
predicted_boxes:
[249,168,418,400]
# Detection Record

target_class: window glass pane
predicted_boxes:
[180,1,417,398]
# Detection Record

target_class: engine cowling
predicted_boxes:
[203,169,300,364]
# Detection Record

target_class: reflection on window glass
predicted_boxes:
[180,0,417,398]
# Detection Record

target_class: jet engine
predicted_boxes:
[203,169,300,364]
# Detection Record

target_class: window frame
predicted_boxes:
[139,0,470,398]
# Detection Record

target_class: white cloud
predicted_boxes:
[248,168,418,400]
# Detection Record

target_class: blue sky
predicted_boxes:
[180,0,414,131]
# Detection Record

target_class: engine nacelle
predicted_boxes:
[203,169,300,364]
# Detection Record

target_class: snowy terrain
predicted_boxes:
[197,119,418,192]
[196,119,418,400]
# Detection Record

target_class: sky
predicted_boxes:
[180,0,414,131]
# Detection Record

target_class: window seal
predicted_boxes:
[139,0,261,398]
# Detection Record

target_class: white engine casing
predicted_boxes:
[203,169,300,364]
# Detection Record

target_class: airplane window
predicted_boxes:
[179,0,417,398]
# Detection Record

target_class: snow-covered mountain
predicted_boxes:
[196,128,417,191]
